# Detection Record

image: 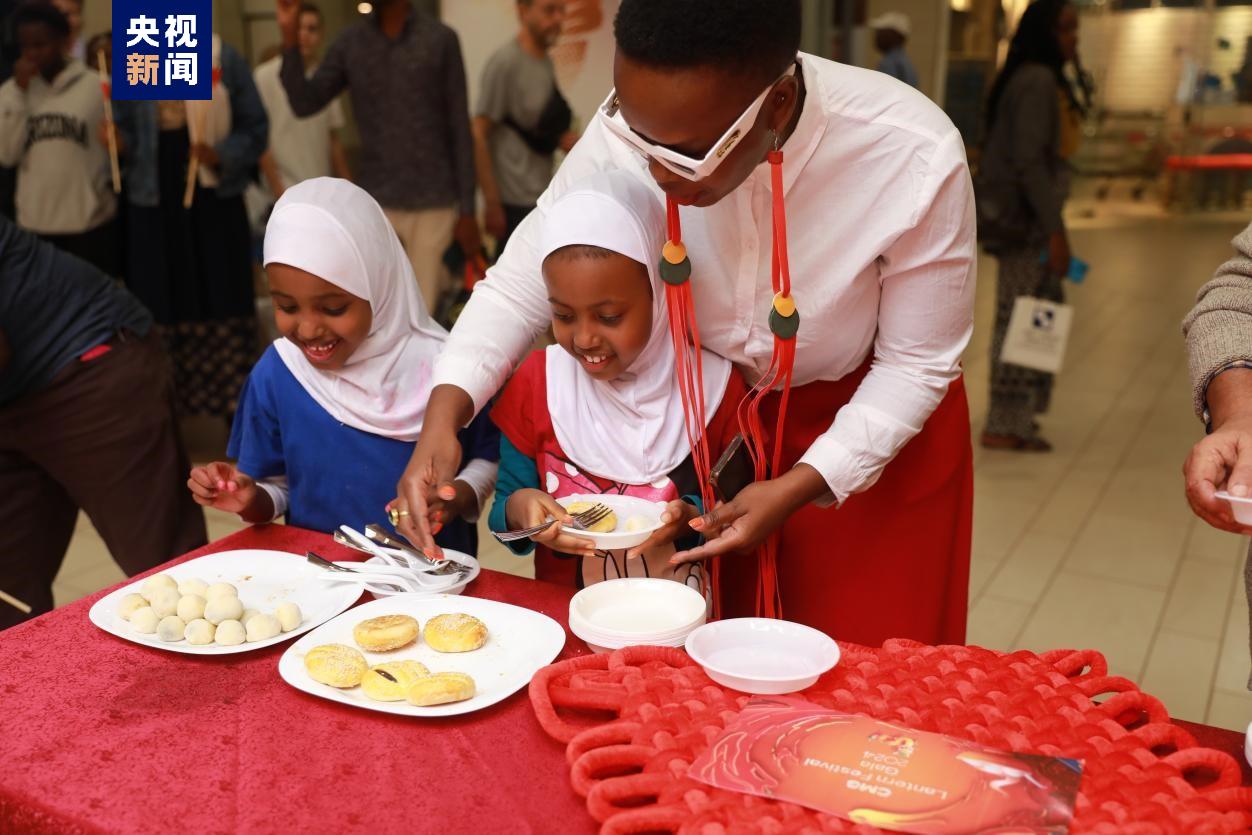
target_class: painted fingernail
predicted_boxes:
[1234,484,1249,497]
[689,518,704,530]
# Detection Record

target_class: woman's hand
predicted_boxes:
[506,489,596,557]
[625,499,699,559]
[1047,229,1071,278]
[420,481,476,536]
[187,462,260,516]
[395,386,475,554]
[191,142,219,169]
[671,465,828,565]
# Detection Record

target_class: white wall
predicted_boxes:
[442,0,620,133]
[1080,5,1252,113]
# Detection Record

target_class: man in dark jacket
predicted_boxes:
[0,217,206,628]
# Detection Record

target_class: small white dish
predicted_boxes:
[569,578,707,653]
[89,550,362,655]
[556,493,664,551]
[278,594,565,717]
[1216,490,1252,525]
[685,618,840,695]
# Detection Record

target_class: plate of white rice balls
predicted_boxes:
[88,550,362,655]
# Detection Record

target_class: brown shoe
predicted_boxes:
[980,432,1053,452]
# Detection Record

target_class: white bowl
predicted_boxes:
[1217,491,1252,525]
[556,494,665,551]
[568,578,707,651]
[685,618,841,695]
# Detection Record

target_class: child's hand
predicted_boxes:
[625,499,698,559]
[187,462,258,515]
[506,489,596,557]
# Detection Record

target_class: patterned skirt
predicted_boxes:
[123,129,259,418]
[985,246,1065,438]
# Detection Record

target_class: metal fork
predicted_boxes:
[307,550,355,573]
[306,551,434,593]
[491,502,614,544]
[333,529,466,577]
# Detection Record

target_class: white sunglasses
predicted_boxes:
[597,62,798,181]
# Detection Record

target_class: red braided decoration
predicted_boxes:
[529,641,1252,833]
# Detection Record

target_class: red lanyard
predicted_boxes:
[659,199,720,609]
[661,149,799,620]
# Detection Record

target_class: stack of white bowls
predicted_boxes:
[568,577,708,653]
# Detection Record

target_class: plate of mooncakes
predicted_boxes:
[278,594,565,717]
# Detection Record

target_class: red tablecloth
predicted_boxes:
[1,525,1248,834]
[0,525,596,835]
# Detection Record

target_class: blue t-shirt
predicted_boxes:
[877,48,919,89]
[227,346,499,556]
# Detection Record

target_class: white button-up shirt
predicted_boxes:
[433,53,976,503]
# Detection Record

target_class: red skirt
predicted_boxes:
[718,365,973,647]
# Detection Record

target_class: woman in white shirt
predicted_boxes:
[396,0,977,646]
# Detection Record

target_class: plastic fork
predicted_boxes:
[491,502,614,544]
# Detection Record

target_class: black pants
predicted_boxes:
[0,330,208,629]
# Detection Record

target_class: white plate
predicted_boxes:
[556,493,665,550]
[685,618,841,695]
[278,594,566,717]
[89,550,362,655]
[315,551,480,598]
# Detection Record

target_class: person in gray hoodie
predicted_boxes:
[0,2,116,275]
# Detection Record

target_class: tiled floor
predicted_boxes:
[42,194,1252,730]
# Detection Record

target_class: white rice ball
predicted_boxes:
[275,602,302,633]
[117,593,149,621]
[140,574,177,601]
[215,620,245,646]
[205,582,237,600]
[156,615,186,642]
[176,594,206,622]
[245,614,282,642]
[177,578,209,597]
[130,606,158,634]
[184,618,215,645]
[204,595,243,626]
[147,587,180,619]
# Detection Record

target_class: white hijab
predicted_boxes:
[542,171,732,485]
[263,177,447,441]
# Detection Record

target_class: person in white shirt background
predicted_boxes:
[254,2,351,200]
[395,0,976,647]
[0,1,116,276]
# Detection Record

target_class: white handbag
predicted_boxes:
[1000,296,1074,374]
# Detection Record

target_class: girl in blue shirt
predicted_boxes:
[188,178,497,555]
